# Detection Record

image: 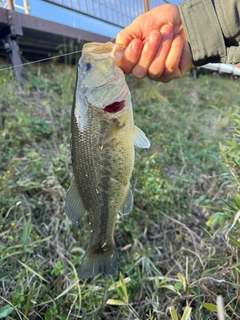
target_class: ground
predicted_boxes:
[0,62,240,319]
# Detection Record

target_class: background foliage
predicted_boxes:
[0,61,240,319]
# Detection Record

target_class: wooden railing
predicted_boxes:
[1,0,166,27]
[42,0,165,27]
[0,0,166,83]
[1,0,30,14]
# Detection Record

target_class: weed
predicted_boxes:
[0,62,240,319]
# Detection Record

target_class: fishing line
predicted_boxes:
[0,49,83,72]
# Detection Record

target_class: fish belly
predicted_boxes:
[71,107,134,278]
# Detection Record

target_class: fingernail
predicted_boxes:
[161,25,173,35]
[131,40,142,53]
[149,30,161,42]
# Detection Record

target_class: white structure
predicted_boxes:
[200,63,240,77]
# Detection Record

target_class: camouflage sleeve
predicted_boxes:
[178,0,240,66]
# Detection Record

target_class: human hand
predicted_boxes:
[116,4,193,83]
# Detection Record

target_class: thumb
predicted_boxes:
[116,30,132,46]
[116,21,142,46]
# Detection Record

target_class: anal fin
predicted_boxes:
[119,185,133,215]
[65,177,87,223]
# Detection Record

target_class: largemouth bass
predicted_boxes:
[65,42,150,279]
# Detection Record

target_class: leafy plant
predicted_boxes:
[1,62,240,319]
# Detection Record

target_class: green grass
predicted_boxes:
[0,61,240,319]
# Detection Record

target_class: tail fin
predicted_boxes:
[78,248,117,279]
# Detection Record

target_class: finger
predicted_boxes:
[116,22,142,47]
[116,31,132,47]
[148,25,173,80]
[178,43,194,76]
[119,39,143,74]
[158,35,184,83]
[165,35,183,74]
[132,30,162,79]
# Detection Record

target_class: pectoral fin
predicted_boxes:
[102,118,124,145]
[119,185,133,215]
[65,177,87,223]
[133,125,150,148]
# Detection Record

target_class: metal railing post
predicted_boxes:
[7,0,14,10]
[144,0,150,12]
[24,0,30,14]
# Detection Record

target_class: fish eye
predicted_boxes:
[83,62,92,71]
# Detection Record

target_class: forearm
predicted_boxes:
[179,0,240,66]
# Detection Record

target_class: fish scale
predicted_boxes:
[73,107,128,244]
[65,42,150,279]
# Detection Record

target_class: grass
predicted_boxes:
[0,59,240,319]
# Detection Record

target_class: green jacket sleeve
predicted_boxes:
[178,0,240,66]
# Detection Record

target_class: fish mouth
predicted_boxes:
[103,100,125,113]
